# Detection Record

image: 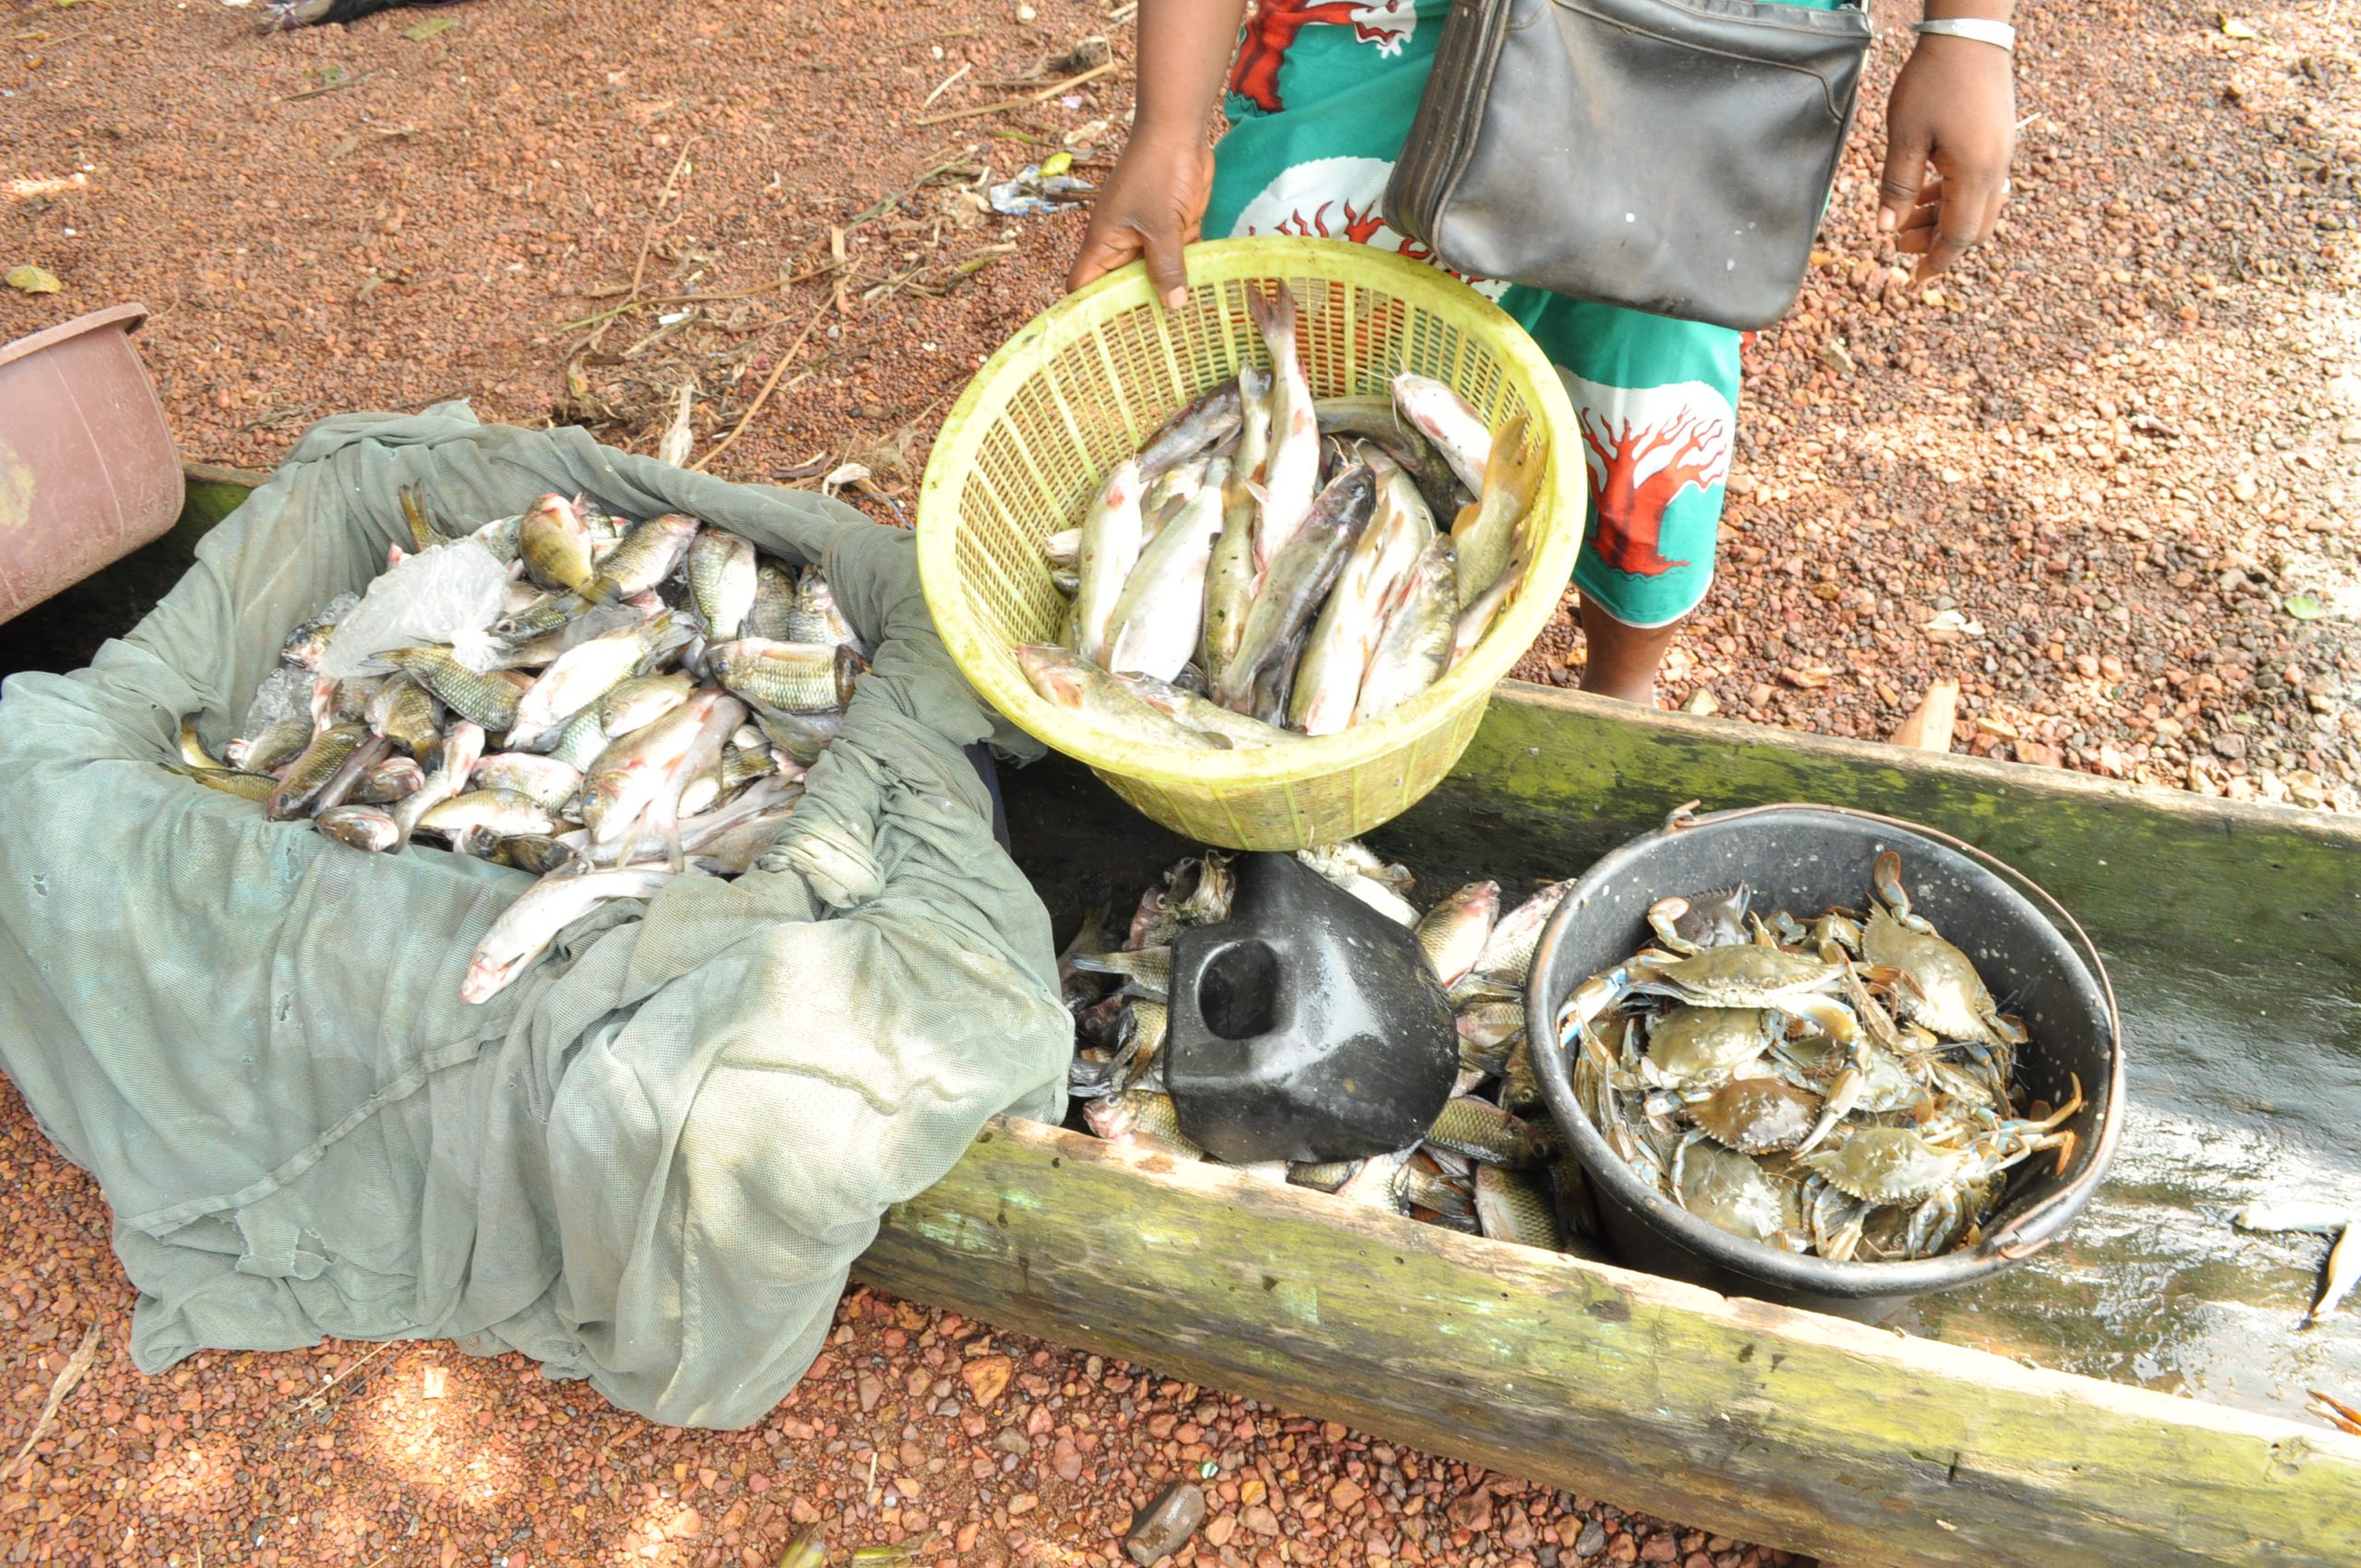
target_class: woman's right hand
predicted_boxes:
[1065,126,1216,308]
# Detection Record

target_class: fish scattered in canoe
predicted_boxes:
[171,494,861,1005]
[1015,288,1544,749]
[2235,1199,2360,1328]
[1069,841,2088,1274]
[1065,845,1604,1261]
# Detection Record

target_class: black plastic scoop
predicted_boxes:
[1167,852,1458,1164]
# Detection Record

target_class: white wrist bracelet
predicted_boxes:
[1913,18,2017,49]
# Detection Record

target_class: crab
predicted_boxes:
[1642,1004,1781,1087]
[1682,1075,1822,1154]
[1167,852,1235,928]
[1643,884,1754,955]
[1797,1074,2085,1255]
[1562,944,1862,1059]
[1861,849,2026,1051]
[1673,1134,1800,1245]
[1803,1176,1871,1262]
[1595,1069,1678,1191]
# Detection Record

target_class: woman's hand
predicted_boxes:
[1877,34,2016,281]
[1066,126,1217,307]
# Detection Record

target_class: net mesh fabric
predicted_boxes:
[0,403,1067,1428]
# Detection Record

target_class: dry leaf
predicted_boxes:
[2218,15,2261,38]
[960,1353,1014,1406]
[5,265,63,294]
[821,462,872,497]
[403,14,457,40]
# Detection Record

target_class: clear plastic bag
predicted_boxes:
[315,540,509,678]
[241,664,316,738]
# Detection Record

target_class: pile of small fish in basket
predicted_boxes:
[1062,844,1601,1256]
[1558,852,2083,1263]
[168,489,864,1005]
[1017,289,1545,748]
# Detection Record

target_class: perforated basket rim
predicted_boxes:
[916,236,1584,790]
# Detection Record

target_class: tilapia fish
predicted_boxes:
[599,671,694,737]
[1084,1089,1204,1160]
[199,485,848,1004]
[382,646,528,732]
[357,755,426,805]
[228,715,314,775]
[1473,879,1575,984]
[506,612,690,748]
[519,493,597,595]
[745,562,801,641]
[785,566,863,653]
[267,722,369,822]
[461,866,680,1004]
[709,638,866,715]
[589,512,700,601]
[366,674,443,759]
[1416,881,1500,988]
[317,804,398,853]
[687,529,758,641]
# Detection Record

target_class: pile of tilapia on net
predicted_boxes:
[170,489,866,1005]
[1015,289,1547,751]
[1062,844,1601,1256]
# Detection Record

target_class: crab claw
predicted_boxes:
[1647,896,1701,956]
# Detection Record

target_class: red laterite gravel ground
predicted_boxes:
[0,0,2355,1562]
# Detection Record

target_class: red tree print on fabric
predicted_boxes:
[1579,409,1728,577]
[1272,196,1389,244]
[1229,0,1385,112]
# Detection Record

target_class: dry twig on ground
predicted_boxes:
[2,1323,100,1483]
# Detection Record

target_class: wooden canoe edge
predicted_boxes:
[183,461,270,491]
[856,1116,2361,1568]
[1477,679,2361,854]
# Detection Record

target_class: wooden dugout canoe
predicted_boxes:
[863,685,2361,1568]
[62,471,2361,1566]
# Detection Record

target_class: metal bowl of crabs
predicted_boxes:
[1527,803,2125,1323]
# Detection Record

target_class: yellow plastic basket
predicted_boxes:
[917,237,1585,849]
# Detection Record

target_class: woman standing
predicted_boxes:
[1069,0,2019,704]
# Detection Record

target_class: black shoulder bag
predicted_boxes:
[1385,0,1873,331]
